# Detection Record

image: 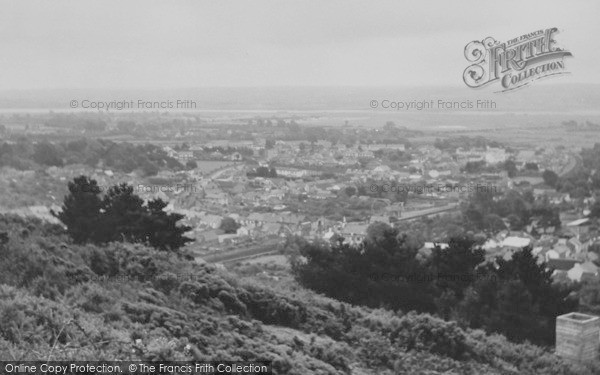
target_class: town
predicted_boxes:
[1,109,598,286]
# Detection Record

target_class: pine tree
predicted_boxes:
[144,198,193,251]
[100,183,146,243]
[53,175,103,243]
[55,176,193,251]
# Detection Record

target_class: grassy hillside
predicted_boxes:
[0,214,598,374]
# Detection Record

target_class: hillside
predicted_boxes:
[0,214,597,374]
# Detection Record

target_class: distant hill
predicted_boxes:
[0,214,598,374]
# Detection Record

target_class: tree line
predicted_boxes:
[53,176,192,251]
[0,138,184,176]
[286,222,578,346]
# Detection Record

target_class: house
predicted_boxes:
[528,218,556,235]
[266,189,286,200]
[533,188,556,199]
[162,146,176,158]
[423,242,449,250]
[495,236,532,260]
[547,192,571,205]
[231,183,246,195]
[385,203,404,217]
[241,213,268,228]
[566,218,590,238]
[548,258,580,271]
[308,189,336,200]
[567,237,583,254]
[483,238,501,251]
[484,147,508,164]
[418,242,449,258]
[200,214,222,229]
[340,223,368,245]
[322,228,337,241]
[532,246,547,263]
[262,222,283,236]
[369,215,391,225]
[276,167,310,179]
[197,229,223,243]
[567,262,599,282]
[313,216,330,233]
[580,233,597,252]
[516,150,536,164]
[218,233,239,244]
[176,150,194,162]
[501,236,531,249]
[204,191,229,205]
[548,258,581,280]
[549,241,572,259]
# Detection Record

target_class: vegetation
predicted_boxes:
[545,143,600,198]
[287,223,578,347]
[247,166,278,178]
[462,188,560,232]
[0,138,183,176]
[0,214,596,374]
[54,176,192,251]
[220,217,241,234]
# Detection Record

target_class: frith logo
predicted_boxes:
[463,28,572,92]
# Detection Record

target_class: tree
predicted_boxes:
[384,121,397,131]
[33,141,64,167]
[144,199,193,250]
[290,222,435,313]
[524,162,539,171]
[252,166,277,178]
[482,214,506,232]
[579,280,600,315]
[100,183,147,243]
[504,160,517,178]
[55,176,192,251]
[137,160,158,176]
[186,160,198,170]
[458,247,578,345]
[542,170,559,188]
[531,205,561,228]
[53,176,103,243]
[463,161,486,174]
[426,235,484,315]
[506,214,523,230]
[589,201,600,219]
[220,217,240,234]
[358,157,370,169]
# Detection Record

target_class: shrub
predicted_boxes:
[389,312,467,360]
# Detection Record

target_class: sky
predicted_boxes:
[0,0,598,89]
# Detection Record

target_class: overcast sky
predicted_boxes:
[1,0,598,89]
